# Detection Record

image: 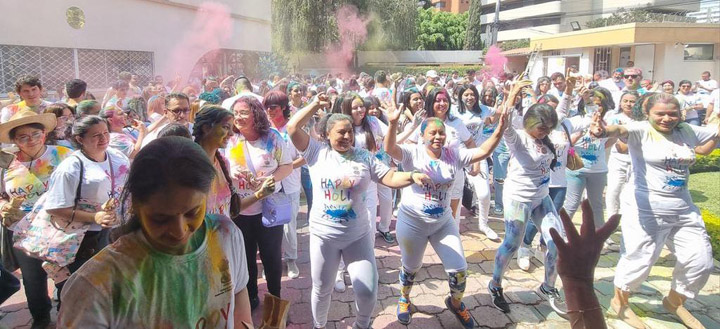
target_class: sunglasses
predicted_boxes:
[624,75,639,79]
[169,108,190,116]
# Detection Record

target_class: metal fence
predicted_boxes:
[0,44,153,95]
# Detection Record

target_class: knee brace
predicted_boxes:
[399,267,417,297]
[448,270,467,302]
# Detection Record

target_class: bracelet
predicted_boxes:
[410,171,415,181]
[254,191,262,200]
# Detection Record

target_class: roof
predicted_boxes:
[501,47,532,57]
[530,23,720,51]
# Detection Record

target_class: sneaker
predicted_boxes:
[444,296,475,329]
[517,246,532,272]
[377,230,396,244]
[249,295,260,310]
[397,296,413,325]
[334,273,346,293]
[488,282,510,313]
[479,222,500,241]
[493,208,504,216]
[287,260,300,279]
[538,284,567,315]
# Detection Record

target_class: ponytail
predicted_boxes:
[540,135,558,170]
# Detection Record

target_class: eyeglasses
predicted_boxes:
[267,105,282,111]
[168,108,190,116]
[624,75,639,79]
[15,131,44,144]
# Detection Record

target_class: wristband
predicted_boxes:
[254,191,262,200]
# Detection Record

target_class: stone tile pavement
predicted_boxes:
[2,205,719,329]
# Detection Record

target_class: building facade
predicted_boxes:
[0,0,271,95]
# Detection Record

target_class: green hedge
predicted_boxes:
[690,148,720,174]
[702,209,720,260]
[357,65,486,77]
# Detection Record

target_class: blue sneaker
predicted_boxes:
[397,296,412,325]
[445,296,475,329]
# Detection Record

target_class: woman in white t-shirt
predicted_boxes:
[384,99,509,328]
[43,115,130,306]
[100,105,147,159]
[487,81,567,316]
[591,93,719,329]
[224,96,293,309]
[676,80,703,126]
[287,94,430,329]
[604,91,639,217]
[455,84,500,240]
[58,137,264,329]
[408,88,476,222]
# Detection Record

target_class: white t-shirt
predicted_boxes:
[622,122,717,216]
[696,78,718,95]
[458,106,495,146]
[710,89,720,116]
[224,130,292,216]
[43,148,129,231]
[549,118,586,187]
[276,125,301,194]
[573,117,610,173]
[409,116,472,148]
[57,214,248,329]
[675,92,701,120]
[371,87,392,105]
[608,112,635,164]
[2,146,72,214]
[503,125,555,202]
[397,144,473,223]
[221,92,264,111]
[302,138,390,241]
[141,121,194,148]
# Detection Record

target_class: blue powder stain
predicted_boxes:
[540,177,550,186]
[325,208,357,220]
[423,207,444,215]
[667,178,686,187]
[580,153,597,162]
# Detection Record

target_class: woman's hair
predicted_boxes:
[142,86,155,101]
[332,92,377,151]
[112,80,129,90]
[456,84,481,115]
[192,105,233,144]
[631,92,655,121]
[480,85,498,107]
[263,90,291,119]
[158,123,192,138]
[317,113,353,143]
[523,103,558,169]
[125,97,147,122]
[645,92,682,115]
[420,117,445,135]
[231,96,270,136]
[71,115,108,149]
[189,99,201,123]
[114,137,217,239]
[678,79,692,88]
[147,95,166,118]
[661,80,674,89]
[535,76,552,96]
[618,90,640,112]
[401,89,423,113]
[424,88,455,121]
[536,94,559,107]
[9,123,45,141]
[76,100,99,117]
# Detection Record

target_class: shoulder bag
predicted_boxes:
[243,140,292,227]
[561,122,584,171]
[216,153,242,218]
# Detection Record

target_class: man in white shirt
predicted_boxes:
[694,71,718,96]
[221,76,263,111]
[141,92,193,148]
[548,72,567,98]
[705,88,720,125]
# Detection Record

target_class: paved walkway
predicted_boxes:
[2,205,719,329]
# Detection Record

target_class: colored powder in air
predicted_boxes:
[482,46,508,80]
[325,5,370,76]
[166,2,232,84]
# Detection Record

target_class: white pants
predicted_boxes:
[376,184,393,233]
[466,161,491,225]
[605,158,630,218]
[282,191,301,260]
[564,171,607,227]
[310,232,377,328]
[614,205,713,299]
[396,213,467,273]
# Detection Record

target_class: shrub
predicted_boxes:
[690,148,720,174]
[701,209,720,260]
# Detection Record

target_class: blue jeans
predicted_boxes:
[492,151,510,212]
[8,230,51,321]
[301,166,313,213]
[685,117,701,126]
[522,187,567,246]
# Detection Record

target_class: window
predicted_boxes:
[684,44,714,61]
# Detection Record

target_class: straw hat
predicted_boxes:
[0,110,57,143]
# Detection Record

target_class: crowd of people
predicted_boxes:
[0,64,717,329]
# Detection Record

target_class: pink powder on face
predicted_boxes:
[166,2,232,85]
[481,46,508,80]
[325,5,370,76]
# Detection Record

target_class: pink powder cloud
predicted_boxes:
[481,45,508,80]
[324,5,370,76]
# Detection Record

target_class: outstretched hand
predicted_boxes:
[411,172,432,187]
[550,200,620,282]
[589,111,606,138]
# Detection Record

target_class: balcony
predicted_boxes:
[497,23,561,42]
[479,1,562,24]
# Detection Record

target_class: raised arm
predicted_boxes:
[287,93,330,152]
[384,102,406,161]
[589,111,629,140]
[380,170,431,189]
[469,105,510,164]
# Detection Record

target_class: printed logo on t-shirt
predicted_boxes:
[320,174,358,222]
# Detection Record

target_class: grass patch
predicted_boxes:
[689,171,720,260]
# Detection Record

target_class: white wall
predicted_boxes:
[654,43,719,83]
[0,0,271,80]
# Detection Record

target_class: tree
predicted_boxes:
[585,8,695,28]
[416,8,468,50]
[363,0,418,50]
[464,0,484,50]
